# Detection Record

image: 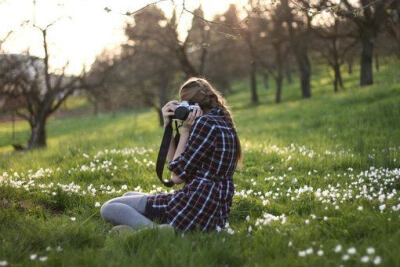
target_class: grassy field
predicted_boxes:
[0,60,400,266]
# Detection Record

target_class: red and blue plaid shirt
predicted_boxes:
[145,107,239,233]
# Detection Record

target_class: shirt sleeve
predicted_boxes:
[167,116,217,182]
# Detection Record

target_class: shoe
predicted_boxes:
[156,224,175,234]
[110,225,135,235]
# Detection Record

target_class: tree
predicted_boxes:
[312,17,357,92]
[281,0,312,98]
[331,0,394,86]
[0,22,84,149]
[122,5,181,126]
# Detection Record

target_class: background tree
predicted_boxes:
[331,0,394,86]
[0,22,84,149]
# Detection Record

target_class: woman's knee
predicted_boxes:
[100,202,114,220]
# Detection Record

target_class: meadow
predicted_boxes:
[0,60,399,266]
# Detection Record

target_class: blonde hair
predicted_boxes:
[179,77,243,168]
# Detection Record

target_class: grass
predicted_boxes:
[0,59,400,266]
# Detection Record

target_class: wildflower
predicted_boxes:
[323,216,328,221]
[246,215,250,222]
[46,246,52,251]
[317,250,324,256]
[379,204,385,212]
[216,225,222,232]
[334,245,342,253]
[306,248,313,255]
[70,217,76,221]
[56,246,63,252]
[347,247,356,254]
[367,247,375,254]
[0,261,8,266]
[305,219,310,224]
[361,256,369,263]
[373,256,382,265]
[39,256,48,262]
[95,202,101,207]
[248,226,252,233]
[358,206,363,211]
[227,228,235,235]
[342,254,350,261]
[30,254,37,260]
[298,251,306,257]
[288,241,293,247]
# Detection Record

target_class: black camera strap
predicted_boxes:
[155,120,180,187]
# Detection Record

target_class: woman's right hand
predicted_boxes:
[162,100,179,127]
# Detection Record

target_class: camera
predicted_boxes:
[171,101,200,120]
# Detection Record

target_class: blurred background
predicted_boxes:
[0,0,399,150]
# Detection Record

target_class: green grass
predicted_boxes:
[0,59,400,266]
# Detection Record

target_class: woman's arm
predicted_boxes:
[170,131,189,184]
[166,129,176,162]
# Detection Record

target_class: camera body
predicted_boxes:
[171,101,199,120]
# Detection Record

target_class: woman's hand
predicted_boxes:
[182,107,203,134]
[162,100,179,127]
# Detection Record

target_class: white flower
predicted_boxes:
[317,250,324,256]
[80,165,89,171]
[334,245,342,253]
[373,256,382,265]
[342,254,350,261]
[246,215,250,222]
[70,217,76,221]
[216,225,222,232]
[227,228,234,235]
[305,219,310,224]
[248,226,252,232]
[323,216,328,221]
[95,202,101,207]
[361,256,369,263]
[83,153,89,158]
[358,206,364,211]
[306,248,313,255]
[367,247,375,254]
[46,246,52,251]
[298,251,306,257]
[288,241,293,247]
[30,254,37,260]
[347,247,356,254]
[0,260,8,266]
[39,256,48,262]
[288,167,293,171]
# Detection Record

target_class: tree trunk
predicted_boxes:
[156,107,164,127]
[360,37,374,86]
[27,117,47,149]
[263,71,269,90]
[250,60,259,104]
[333,63,343,92]
[297,52,311,98]
[275,75,283,103]
[285,63,292,84]
[347,59,353,74]
[375,51,380,72]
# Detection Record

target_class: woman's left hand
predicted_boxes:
[182,107,203,133]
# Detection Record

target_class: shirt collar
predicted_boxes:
[209,106,224,115]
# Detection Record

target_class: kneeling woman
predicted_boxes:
[100,77,242,233]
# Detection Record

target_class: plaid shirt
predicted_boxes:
[145,107,238,233]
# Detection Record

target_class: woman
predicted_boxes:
[100,77,242,233]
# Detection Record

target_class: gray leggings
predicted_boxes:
[100,191,156,229]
